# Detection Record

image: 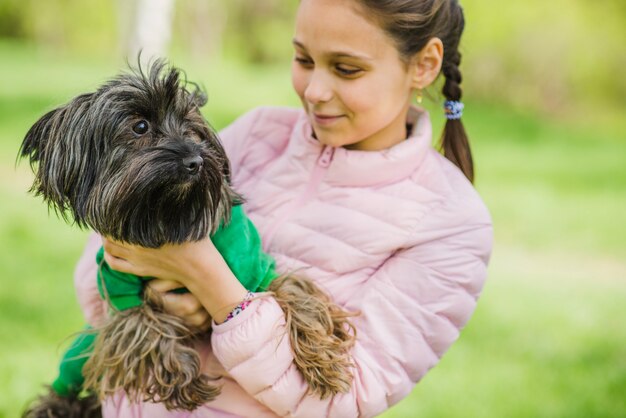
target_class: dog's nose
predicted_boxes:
[183,156,204,175]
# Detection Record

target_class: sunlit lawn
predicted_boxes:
[0,42,624,418]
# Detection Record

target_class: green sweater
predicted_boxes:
[51,205,277,396]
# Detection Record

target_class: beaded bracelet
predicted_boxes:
[223,291,255,323]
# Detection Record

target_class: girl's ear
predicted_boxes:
[410,37,444,90]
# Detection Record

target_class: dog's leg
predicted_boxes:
[22,387,101,418]
[82,289,221,411]
[268,275,357,399]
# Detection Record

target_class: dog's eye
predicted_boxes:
[132,120,149,135]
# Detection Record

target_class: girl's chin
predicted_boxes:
[313,132,354,148]
[311,124,363,149]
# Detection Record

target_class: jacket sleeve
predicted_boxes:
[73,232,108,327]
[211,203,493,417]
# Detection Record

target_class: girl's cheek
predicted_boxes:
[291,64,309,101]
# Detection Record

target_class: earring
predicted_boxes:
[416,89,423,105]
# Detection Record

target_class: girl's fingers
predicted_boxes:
[102,242,213,333]
[103,250,137,274]
[147,278,185,293]
[101,238,132,260]
[161,292,209,330]
[188,311,212,331]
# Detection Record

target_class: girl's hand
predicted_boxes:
[102,236,249,324]
[147,278,212,332]
[101,236,218,285]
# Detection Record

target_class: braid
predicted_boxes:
[439,1,474,183]
[442,50,462,101]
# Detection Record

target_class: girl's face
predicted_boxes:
[291,0,417,151]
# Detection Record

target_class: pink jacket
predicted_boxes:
[74,106,493,418]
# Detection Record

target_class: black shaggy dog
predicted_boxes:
[20,60,355,418]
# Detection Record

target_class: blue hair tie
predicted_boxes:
[444,100,464,120]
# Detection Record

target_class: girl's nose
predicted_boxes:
[304,71,333,104]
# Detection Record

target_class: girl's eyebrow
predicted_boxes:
[292,39,373,62]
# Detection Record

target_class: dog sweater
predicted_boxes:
[51,204,277,397]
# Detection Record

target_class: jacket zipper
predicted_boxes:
[263,145,335,249]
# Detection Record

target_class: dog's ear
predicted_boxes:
[19,108,57,165]
[19,93,97,225]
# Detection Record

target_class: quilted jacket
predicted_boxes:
[74,106,493,418]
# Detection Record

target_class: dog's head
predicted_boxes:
[20,60,239,247]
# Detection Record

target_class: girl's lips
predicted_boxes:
[312,113,344,126]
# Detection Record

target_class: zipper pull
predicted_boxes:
[317,146,335,168]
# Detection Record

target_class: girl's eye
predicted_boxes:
[336,65,361,76]
[294,56,313,66]
[132,120,149,135]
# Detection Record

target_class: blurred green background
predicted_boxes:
[0,1,624,417]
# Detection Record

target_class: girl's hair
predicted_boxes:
[355,0,474,182]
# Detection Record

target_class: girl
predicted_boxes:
[77,0,492,416]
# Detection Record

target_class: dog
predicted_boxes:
[20,60,355,417]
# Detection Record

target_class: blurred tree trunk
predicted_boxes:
[176,0,226,61]
[118,0,176,63]
[231,0,285,63]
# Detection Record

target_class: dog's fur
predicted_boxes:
[21,60,355,417]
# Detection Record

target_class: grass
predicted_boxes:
[0,41,625,418]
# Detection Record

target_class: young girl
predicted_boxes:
[76,0,492,416]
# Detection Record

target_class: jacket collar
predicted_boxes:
[289,106,433,187]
